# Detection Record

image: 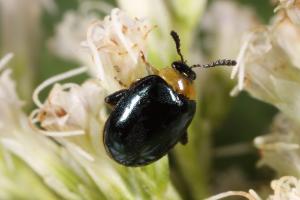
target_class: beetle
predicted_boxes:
[103,30,236,166]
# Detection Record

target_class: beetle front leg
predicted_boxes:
[105,89,128,106]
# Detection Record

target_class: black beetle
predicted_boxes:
[103,31,236,166]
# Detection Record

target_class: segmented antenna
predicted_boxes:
[191,59,237,68]
[170,30,185,63]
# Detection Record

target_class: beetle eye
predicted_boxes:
[172,62,196,81]
[189,71,196,80]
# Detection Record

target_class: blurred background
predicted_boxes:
[0,0,284,199]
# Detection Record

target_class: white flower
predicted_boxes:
[31,72,110,156]
[0,54,100,199]
[230,2,300,122]
[33,8,155,142]
[83,8,154,92]
[33,80,106,133]
[268,176,300,200]
[206,176,300,200]
[119,0,207,67]
[49,1,112,63]
[274,17,300,68]
[29,9,180,199]
[52,7,154,93]
[0,49,179,200]
[254,114,300,176]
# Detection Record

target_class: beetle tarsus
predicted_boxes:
[179,131,188,145]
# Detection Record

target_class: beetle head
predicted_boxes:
[172,61,196,81]
[170,31,196,81]
[170,30,237,81]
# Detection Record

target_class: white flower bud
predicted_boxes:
[36,80,106,132]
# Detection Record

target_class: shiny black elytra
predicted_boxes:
[103,31,236,167]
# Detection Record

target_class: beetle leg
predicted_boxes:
[105,89,128,106]
[179,131,188,145]
[140,51,158,75]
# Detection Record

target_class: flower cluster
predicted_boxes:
[0,8,180,199]
[231,0,300,123]
[206,176,300,200]
[32,9,156,153]
[229,1,300,175]
[83,9,154,91]
[51,6,154,92]
[221,0,300,199]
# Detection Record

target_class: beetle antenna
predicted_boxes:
[170,30,185,63]
[191,59,237,69]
